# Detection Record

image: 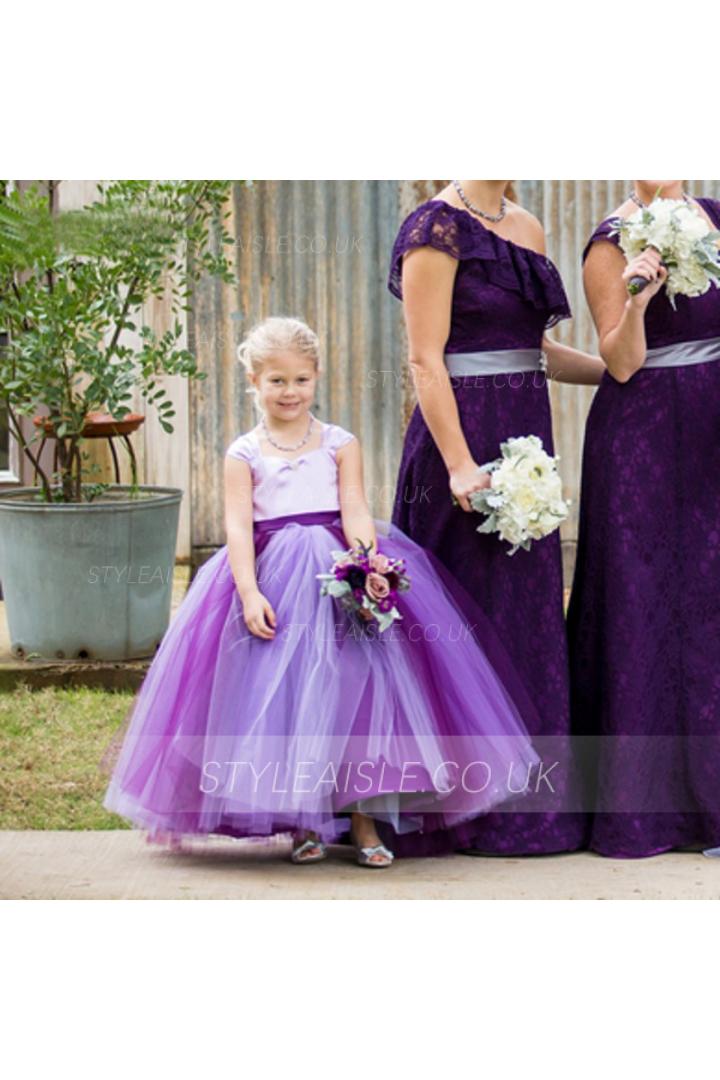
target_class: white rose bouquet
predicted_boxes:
[466,435,570,556]
[610,197,720,309]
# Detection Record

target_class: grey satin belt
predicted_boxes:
[644,336,720,370]
[444,348,545,376]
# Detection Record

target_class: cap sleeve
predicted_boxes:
[225,432,256,464]
[582,218,623,265]
[388,201,471,299]
[326,423,357,456]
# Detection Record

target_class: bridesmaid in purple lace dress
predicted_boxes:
[567,180,720,858]
[387,181,604,856]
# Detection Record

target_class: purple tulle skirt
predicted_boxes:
[103,510,545,852]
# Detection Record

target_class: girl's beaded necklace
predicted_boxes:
[261,411,316,452]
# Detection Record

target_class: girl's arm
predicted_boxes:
[541,335,605,385]
[224,455,276,639]
[583,240,667,383]
[336,437,377,553]
[400,246,490,512]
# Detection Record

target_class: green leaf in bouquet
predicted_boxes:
[326,580,352,598]
[354,537,374,556]
[376,610,397,633]
[505,536,533,557]
[476,514,497,534]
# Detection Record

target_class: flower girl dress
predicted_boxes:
[104,419,541,852]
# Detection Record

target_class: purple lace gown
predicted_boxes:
[103,420,544,850]
[387,198,589,855]
[567,196,720,857]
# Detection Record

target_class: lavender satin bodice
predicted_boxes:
[582,196,720,349]
[388,199,572,351]
[225,421,355,521]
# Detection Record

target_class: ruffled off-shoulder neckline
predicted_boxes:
[425,199,553,260]
[387,198,571,328]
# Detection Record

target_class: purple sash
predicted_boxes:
[253,510,343,553]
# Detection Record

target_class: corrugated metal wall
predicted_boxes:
[189,180,404,560]
[189,180,720,576]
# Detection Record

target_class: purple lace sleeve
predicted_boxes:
[581,218,623,265]
[388,202,467,299]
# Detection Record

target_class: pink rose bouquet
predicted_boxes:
[317,540,410,632]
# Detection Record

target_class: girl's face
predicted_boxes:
[251,350,318,422]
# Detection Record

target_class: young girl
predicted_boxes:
[103,316,543,868]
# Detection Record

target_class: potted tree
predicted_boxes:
[0,180,236,661]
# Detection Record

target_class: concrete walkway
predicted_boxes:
[1,831,718,899]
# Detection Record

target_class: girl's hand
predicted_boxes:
[449,461,491,512]
[622,247,668,310]
[241,589,277,640]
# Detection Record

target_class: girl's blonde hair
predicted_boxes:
[237,316,321,380]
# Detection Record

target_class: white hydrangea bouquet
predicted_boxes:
[465,435,570,556]
[610,197,720,309]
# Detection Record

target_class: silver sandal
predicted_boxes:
[290,835,328,864]
[350,831,394,869]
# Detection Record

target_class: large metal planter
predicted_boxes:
[0,485,182,661]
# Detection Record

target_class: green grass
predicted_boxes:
[0,684,134,830]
